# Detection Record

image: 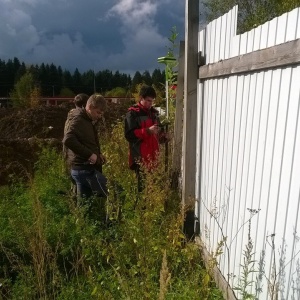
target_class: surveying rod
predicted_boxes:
[157,56,177,171]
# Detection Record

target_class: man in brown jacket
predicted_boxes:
[63,93,107,199]
[63,93,89,195]
[64,93,89,136]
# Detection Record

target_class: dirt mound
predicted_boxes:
[0,138,61,185]
[0,105,70,140]
[0,102,129,185]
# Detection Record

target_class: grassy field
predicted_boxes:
[0,121,224,300]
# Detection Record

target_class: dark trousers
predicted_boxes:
[71,169,107,198]
[135,166,145,193]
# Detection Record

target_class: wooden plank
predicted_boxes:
[182,0,199,205]
[199,38,300,79]
[195,237,237,300]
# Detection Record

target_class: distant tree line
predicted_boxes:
[0,57,165,97]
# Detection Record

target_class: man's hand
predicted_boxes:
[99,153,106,164]
[88,153,97,164]
[148,124,159,135]
[89,153,107,165]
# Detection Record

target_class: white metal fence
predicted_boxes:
[195,6,300,299]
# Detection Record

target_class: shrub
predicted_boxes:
[0,125,223,299]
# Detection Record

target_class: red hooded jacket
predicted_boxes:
[124,102,161,170]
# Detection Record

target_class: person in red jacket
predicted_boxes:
[125,85,164,191]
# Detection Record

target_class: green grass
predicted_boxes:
[0,122,223,300]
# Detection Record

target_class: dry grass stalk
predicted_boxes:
[159,250,171,300]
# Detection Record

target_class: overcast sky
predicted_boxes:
[0,0,186,75]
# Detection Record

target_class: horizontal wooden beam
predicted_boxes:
[199,38,300,79]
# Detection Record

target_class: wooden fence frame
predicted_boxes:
[199,38,300,79]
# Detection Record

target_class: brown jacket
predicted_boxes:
[63,107,102,171]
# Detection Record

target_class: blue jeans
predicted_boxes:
[71,169,107,198]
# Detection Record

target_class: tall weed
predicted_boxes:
[0,123,223,299]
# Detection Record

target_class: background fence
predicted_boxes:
[193,5,300,299]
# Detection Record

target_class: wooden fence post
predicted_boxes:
[182,0,199,238]
[171,41,185,189]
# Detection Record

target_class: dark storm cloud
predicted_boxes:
[0,0,185,74]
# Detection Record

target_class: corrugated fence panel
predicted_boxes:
[213,16,222,63]
[276,67,300,299]
[284,70,300,298]
[197,5,300,299]
[213,79,227,249]
[252,25,262,51]
[204,6,238,64]
[286,8,299,41]
[285,71,300,298]
[248,70,272,296]
[198,5,238,249]
[198,28,205,56]
[297,9,300,37]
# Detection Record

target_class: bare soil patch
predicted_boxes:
[0,102,128,185]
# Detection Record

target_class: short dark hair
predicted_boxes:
[74,93,89,108]
[139,85,156,99]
